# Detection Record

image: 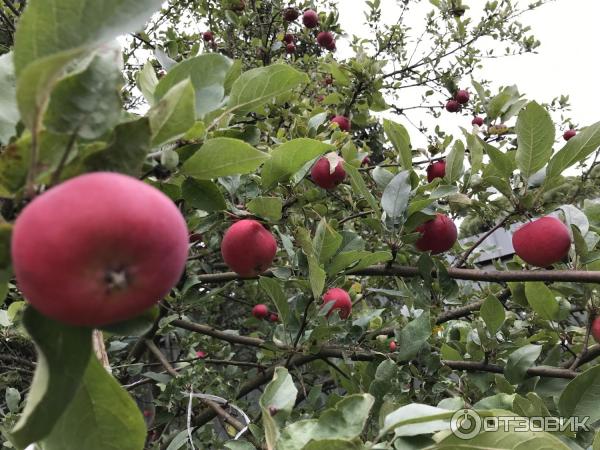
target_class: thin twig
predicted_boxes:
[454,213,514,268]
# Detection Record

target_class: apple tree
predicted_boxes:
[2,0,600,449]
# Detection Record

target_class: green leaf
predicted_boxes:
[546,121,600,181]
[182,138,269,179]
[13,0,163,129]
[247,197,283,221]
[181,178,226,212]
[395,312,431,360]
[277,394,374,450]
[0,53,18,144]
[303,440,365,450]
[84,118,151,176]
[558,364,600,424]
[463,129,483,174]
[444,140,465,184]
[10,308,92,448]
[261,139,333,189]
[381,171,411,220]
[515,101,554,179]
[224,442,255,450]
[479,295,505,334]
[149,78,196,146]
[344,163,381,216]
[381,403,450,436]
[383,119,412,170]
[525,282,559,321]
[260,367,298,449]
[228,64,308,114]
[37,356,146,450]
[504,344,542,384]
[483,140,514,180]
[259,277,290,325]
[432,426,571,449]
[313,218,342,265]
[308,254,326,300]
[487,85,520,120]
[44,46,123,140]
[136,61,159,106]
[154,54,232,117]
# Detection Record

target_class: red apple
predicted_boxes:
[455,89,470,104]
[196,350,208,359]
[324,74,333,85]
[230,0,245,11]
[285,43,296,54]
[325,39,336,51]
[202,31,214,42]
[331,115,351,131]
[426,160,446,183]
[302,9,319,28]
[11,172,189,327]
[252,303,269,319]
[322,288,352,319]
[563,129,576,141]
[221,220,277,276]
[317,31,334,48]
[283,7,299,21]
[361,156,371,167]
[269,313,279,322]
[389,340,397,352]
[445,100,460,113]
[283,33,295,44]
[512,216,571,267]
[592,317,600,343]
[311,156,346,190]
[472,116,484,126]
[416,213,457,254]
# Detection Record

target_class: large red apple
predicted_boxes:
[317,31,334,48]
[445,100,460,113]
[302,9,319,28]
[221,219,277,276]
[11,172,189,327]
[322,288,352,319]
[283,7,299,21]
[512,216,571,267]
[311,155,346,190]
[331,115,351,131]
[415,213,457,254]
[252,304,269,319]
[592,317,600,343]
[426,160,446,182]
[454,89,470,104]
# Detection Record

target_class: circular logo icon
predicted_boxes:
[450,409,482,440]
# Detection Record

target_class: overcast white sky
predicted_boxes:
[335,0,599,148]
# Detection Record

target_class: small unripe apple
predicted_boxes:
[331,115,351,131]
[202,31,214,42]
[445,100,460,113]
[472,116,484,126]
[252,303,269,319]
[302,9,319,28]
[426,160,446,182]
[563,129,576,141]
[11,172,189,327]
[322,288,352,319]
[455,89,470,104]
[311,155,346,190]
[221,219,277,276]
[285,43,296,54]
[196,350,208,359]
[269,313,279,322]
[416,213,457,254]
[283,7,299,21]
[316,31,334,48]
[512,216,571,267]
[283,33,295,44]
[592,317,600,343]
[389,340,397,352]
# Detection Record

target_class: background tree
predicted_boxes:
[2,0,600,449]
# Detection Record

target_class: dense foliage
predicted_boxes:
[2,0,600,449]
